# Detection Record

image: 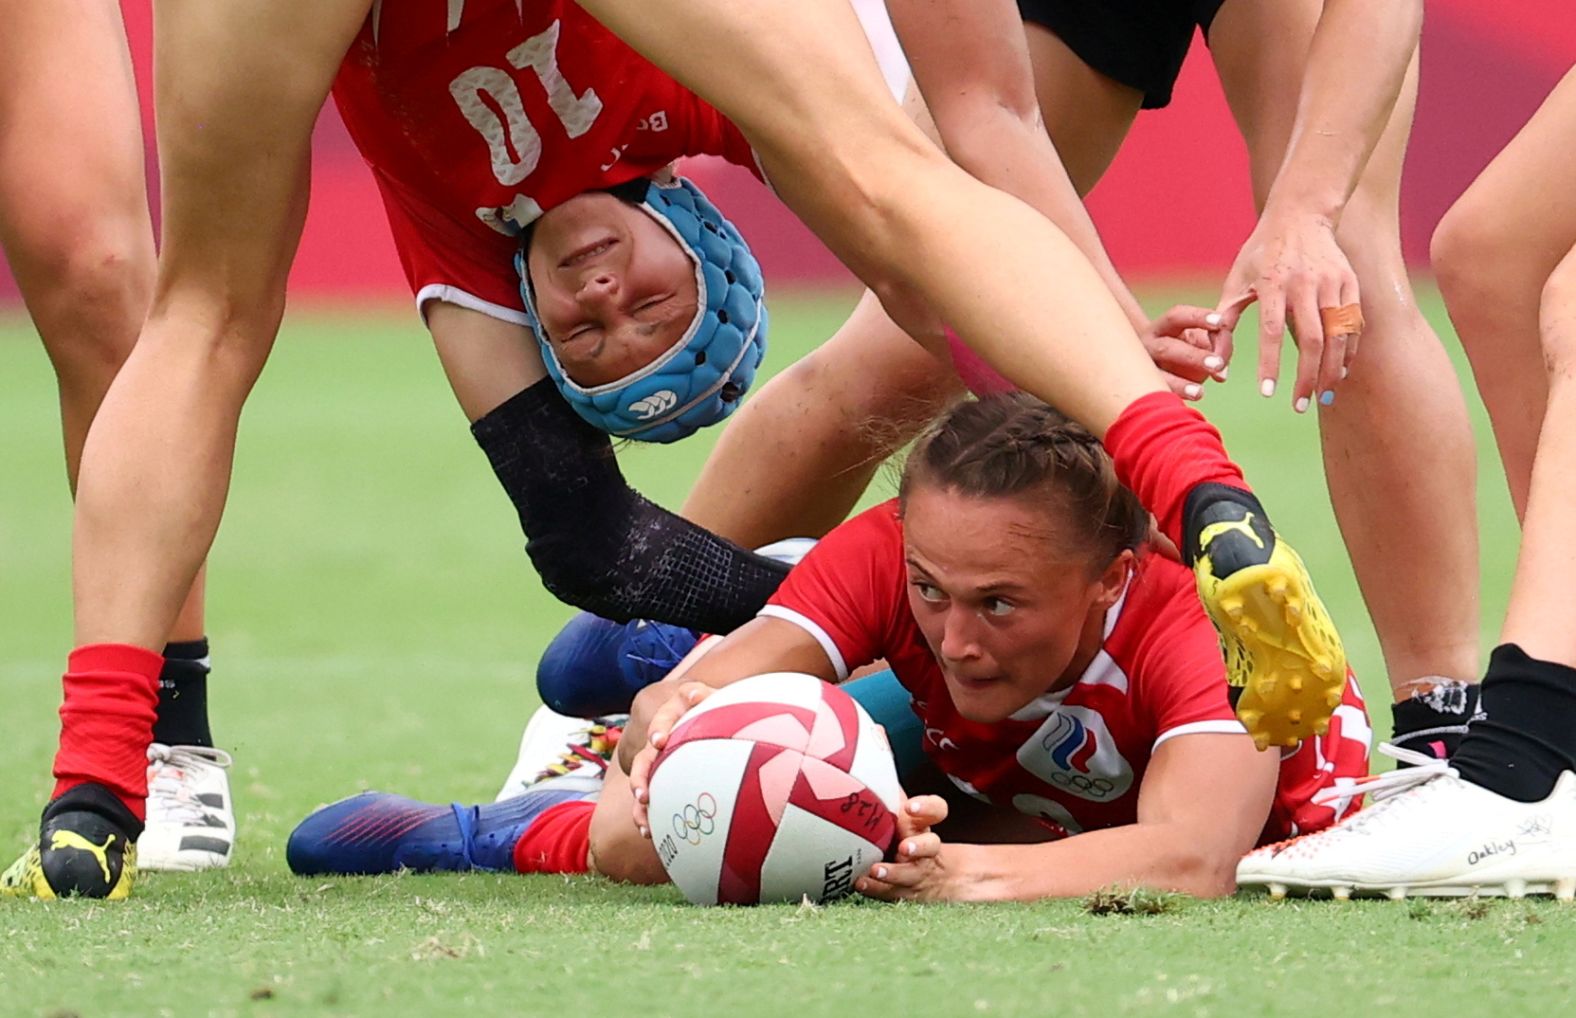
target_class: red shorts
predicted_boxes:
[1264,673,1372,842]
[372,167,531,327]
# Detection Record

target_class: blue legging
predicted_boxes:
[841,669,926,780]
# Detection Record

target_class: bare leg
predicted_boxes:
[680,292,960,546]
[1022,24,1143,197]
[574,0,1167,436]
[1211,0,1480,696]
[427,302,547,423]
[71,0,373,649]
[679,23,1143,549]
[0,0,207,644]
[587,755,668,884]
[1502,244,1576,664]
[1432,69,1576,522]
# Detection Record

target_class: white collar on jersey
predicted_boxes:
[1005,573,1133,722]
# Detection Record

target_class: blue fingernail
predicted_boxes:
[1320,390,1335,406]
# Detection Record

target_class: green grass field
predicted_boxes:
[0,286,1562,1018]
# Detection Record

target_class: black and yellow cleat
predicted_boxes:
[1,784,139,901]
[1185,484,1347,751]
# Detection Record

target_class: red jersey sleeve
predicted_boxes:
[1121,559,1245,751]
[761,501,910,680]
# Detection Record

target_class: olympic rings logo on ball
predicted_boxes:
[672,792,718,845]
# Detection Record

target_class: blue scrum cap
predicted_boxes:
[519,176,767,443]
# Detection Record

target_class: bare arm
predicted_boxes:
[619,616,842,772]
[1264,0,1423,227]
[860,732,1276,901]
[1218,0,1424,408]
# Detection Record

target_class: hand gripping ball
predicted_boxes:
[646,673,902,905]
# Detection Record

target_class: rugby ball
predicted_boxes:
[646,672,902,905]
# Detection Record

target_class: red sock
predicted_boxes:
[1103,391,1250,549]
[512,800,594,874]
[944,327,1015,396]
[53,644,164,821]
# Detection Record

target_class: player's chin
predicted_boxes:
[944,676,1017,724]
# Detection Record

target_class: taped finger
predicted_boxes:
[1318,303,1364,339]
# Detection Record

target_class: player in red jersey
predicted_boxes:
[331,0,767,433]
[285,394,1369,900]
[24,0,1346,897]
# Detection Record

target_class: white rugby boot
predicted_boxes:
[1237,744,1576,900]
[138,744,236,872]
[495,706,624,802]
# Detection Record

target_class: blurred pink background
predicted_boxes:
[1,0,1569,305]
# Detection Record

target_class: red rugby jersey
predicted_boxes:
[332,0,758,318]
[762,501,1370,843]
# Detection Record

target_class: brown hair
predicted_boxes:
[898,392,1148,570]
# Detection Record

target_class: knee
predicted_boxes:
[587,805,668,885]
[1431,195,1515,313]
[141,282,288,392]
[26,224,153,371]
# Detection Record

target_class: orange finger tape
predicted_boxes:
[1319,303,1365,337]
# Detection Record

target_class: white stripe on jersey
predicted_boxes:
[756,605,850,681]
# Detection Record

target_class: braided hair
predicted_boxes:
[899,393,1149,572]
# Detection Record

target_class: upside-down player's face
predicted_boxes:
[525,192,700,388]
[901,484,1131,724]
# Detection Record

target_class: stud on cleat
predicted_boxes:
[1252,733,1272,752]
[1235,754,1576,902]
[1268,882,1288,900]
[1189,484,1348,750]
[1287,709,1303,725]
[1312,719,1330,737]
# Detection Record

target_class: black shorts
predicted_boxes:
[1017,0,1226,110]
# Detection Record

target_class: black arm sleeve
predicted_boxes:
[470,380,791,632]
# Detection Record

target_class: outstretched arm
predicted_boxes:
[859,731,1276,901]
[1217,0,1424,408]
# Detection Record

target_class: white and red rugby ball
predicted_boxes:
[646,672,903,905]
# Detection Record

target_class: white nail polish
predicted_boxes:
[1206,313,1223,326]
[875,866,888,880]
[1341,366,1349,380]
[1204,355,1224,371]
[1184,384,1202,399]
[1260,379,1276,398]
[1295,396,1310,413]
[1219,366,1230,381]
